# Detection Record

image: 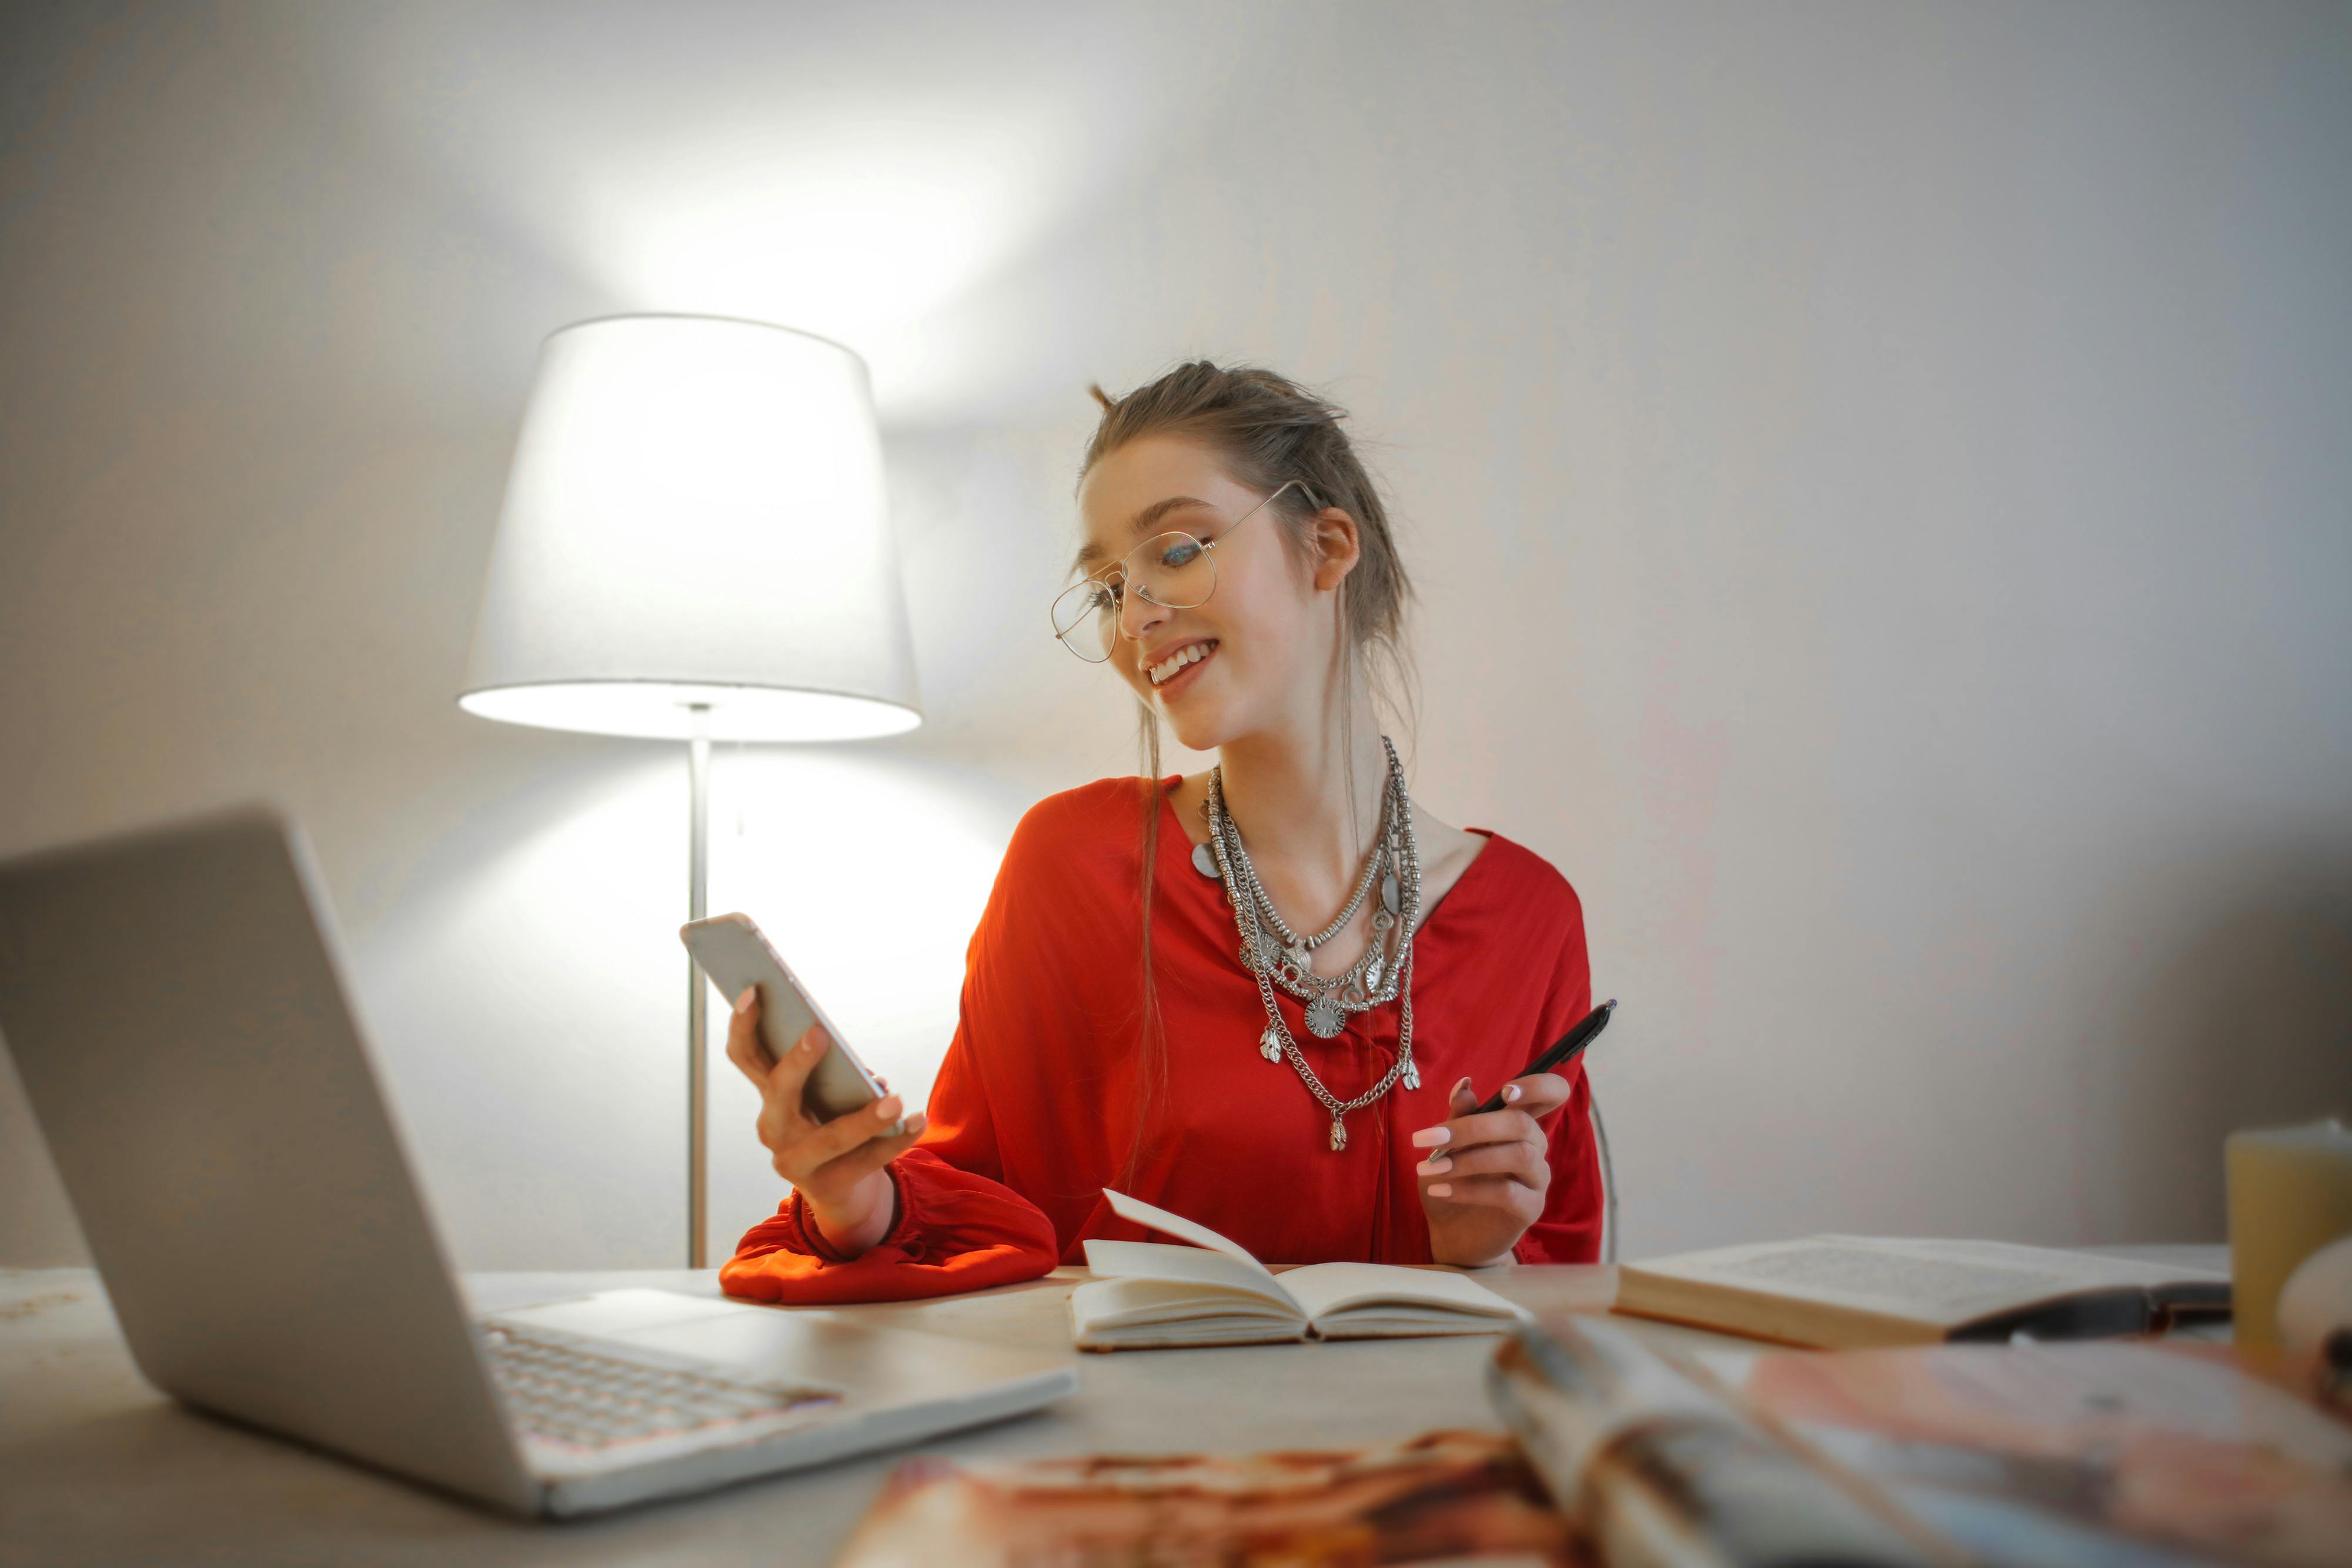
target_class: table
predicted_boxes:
[0,1248,2224,1566]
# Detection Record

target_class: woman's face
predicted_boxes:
[1074,433,1352,753]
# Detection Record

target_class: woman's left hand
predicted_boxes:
[1412,1072,1572,1266]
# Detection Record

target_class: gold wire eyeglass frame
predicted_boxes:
[1050,479,1314,663]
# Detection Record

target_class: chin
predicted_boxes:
[1158,693,1242,753]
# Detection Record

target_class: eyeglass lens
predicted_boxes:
[1050,530,1217,661]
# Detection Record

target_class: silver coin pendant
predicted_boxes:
[1192,841,1221,880]
[1306,995,1346,1038]
[1381,872,1400,915]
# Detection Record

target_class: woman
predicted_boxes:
[719,362,1600,1305]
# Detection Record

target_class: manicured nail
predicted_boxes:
[734,988,756,1014]
[874,1095,903,1121]
[1416,1156,1452,1177]
[1454,1076,1473,1094]
[1411,1126,1451,1148]
[902,1111,928,1136]
[1427,1183,1452,1198]
[1504,1083,1522,1104]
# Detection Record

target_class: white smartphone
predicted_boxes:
[680,913,901,1131]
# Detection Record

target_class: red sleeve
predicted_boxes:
[1510,887,1605,1265]
[719,817,1064,1305]
[719,1147,1058,1306]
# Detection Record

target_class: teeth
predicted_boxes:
[1150,641,1215,686]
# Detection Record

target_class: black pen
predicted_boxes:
[1464,999,1616,1116]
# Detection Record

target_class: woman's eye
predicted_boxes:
[1158,537,1203,569]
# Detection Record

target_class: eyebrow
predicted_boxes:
[1074,495,1218,571]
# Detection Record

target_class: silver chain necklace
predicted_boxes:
[1198,738,1422,1151]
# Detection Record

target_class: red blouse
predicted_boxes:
[720,778,1600,1304]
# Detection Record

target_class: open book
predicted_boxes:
[1613,1235,2230,1348]
[1070,1189,1531,1351]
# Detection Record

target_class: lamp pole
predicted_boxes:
[687,703,711,1268]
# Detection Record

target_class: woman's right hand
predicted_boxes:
[724,986,927,1259]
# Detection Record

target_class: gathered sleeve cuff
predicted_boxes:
[718,1148,1060,1305]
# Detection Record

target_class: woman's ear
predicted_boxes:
[1309,508,1362,593]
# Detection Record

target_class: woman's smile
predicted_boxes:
[1145,637,1220,694]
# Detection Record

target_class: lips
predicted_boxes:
[1147,638,1218,688]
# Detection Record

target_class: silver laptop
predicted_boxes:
[0,804,1077,1517]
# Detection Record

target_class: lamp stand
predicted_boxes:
[686,704,711,1268]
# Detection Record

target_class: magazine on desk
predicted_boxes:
[1700,1338,2352,1568]
[832,1430,1578,1567]
[1069,1188,1531,1350]
[1490,1313,2352,1568]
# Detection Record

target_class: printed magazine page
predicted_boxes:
[831,1429,1581,1567]
[1703,1340,2352,1568]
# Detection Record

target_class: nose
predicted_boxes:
[1118,586,1168,646]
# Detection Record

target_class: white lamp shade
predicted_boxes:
[459,316,921,742]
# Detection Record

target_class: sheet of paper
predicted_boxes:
[1101,1189,1279,1282]
[1278,1261,1527,1324]
[1080,1239,1297,1310]
[1070,1276,1302,1333]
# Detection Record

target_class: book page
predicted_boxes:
[1854,1237,2225,1283]
[1079,1239,1299,1312]
[1069,1278,1304,1340]
[1632,1237,2174,1326]
[1101,1189,1279,1279]
[1278,1262,1527,1326]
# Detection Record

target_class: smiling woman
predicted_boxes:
[717,363,1601,1304]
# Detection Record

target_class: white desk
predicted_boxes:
[0,1249,2224,1566]
[0,1263,1621,1564]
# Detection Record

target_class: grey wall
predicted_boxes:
[5,1,2347,1269]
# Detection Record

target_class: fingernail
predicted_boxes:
[1411,1126,1451,1148]
[1454,1076,1472,1094]
[734,988,755,1014]
[1504,1084,1522,1103]
[874,1095,903,1121]
[1416,1156,1451,1177]
[903,1111,928,1136]
[1427,1183,1452,1198]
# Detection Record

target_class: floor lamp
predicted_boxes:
[458,315,921,1267]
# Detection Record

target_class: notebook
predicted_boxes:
[1612,1235,2231,1348]
[1070,1189,1531,1350]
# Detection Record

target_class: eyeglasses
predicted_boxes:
[1050,480,1312,663]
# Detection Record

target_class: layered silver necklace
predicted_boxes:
[1192,737,1422,1151]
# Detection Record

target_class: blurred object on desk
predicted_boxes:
[1612,1235,2228,1349]
[1490,1315,1949,1568]
[832,1429,1575,1567]
[2228,1118,2352,1350]
[1706,1338,2352,1568]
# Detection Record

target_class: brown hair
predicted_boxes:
[1075,360,1416,1177]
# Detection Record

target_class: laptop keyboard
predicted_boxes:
[482,1324,838,1452]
